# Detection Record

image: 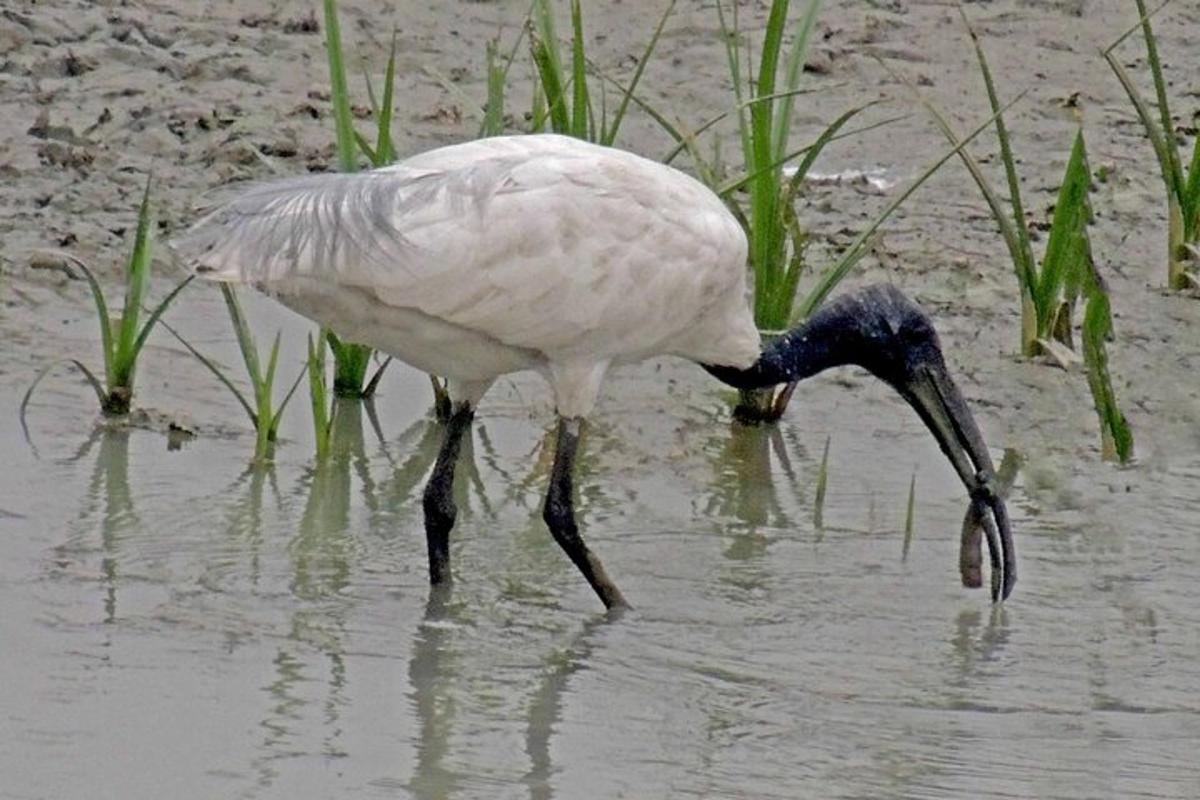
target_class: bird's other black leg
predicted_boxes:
[544,417,629,610]
[422,402,475,586]
[703,284,1015,601]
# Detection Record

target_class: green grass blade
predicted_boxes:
[1184,135,1200,238]
[794,91,1028,321]
[531,0,569,133]
[747,0,791,321]
[531,39,569,133]
[656,86,822,166]
[752,0,789,143]
[569,0,589,138]
[601,0,676,146]
[307,332,332,460]
[354,130,378,165]
[157,315,257,425]
[56,255,115,388]
[902,471,917,561]
[113,175,155,387]
[1103,48,1183,202]
[20,359,109,438]
[529,71,547,133]
[326,331,372,396]
[960,9,1037,287]
[262,330,282,405]
[220,284,263,387]
[781,103,873,201]
[1106,0,1173,52]
[481,39,507,137]
[375,30,398,164]
[532,0,564,82]
[773,204,809,325]
[714,111,902,195]
[813,435,830,528]
[1133,0,1184,195]
[715,0,752,167]
[1082,289,1134,463]
[323,0,358,173]
[250,331,285,458]
[887,59,1035,295]
[271,360,307,437]
[130,274,194,367]
[363,356,392,398]
[771,0,820,165]
[1034,130,1092,332]
[662,85,830,166]
[477,20,527,138]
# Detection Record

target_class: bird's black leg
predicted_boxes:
[422,402,475,586]
[544,417,629,610]
[703,284,1015,601]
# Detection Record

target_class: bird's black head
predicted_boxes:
[704,283,1015,600]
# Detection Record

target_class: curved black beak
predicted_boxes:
[898,358,1016,601]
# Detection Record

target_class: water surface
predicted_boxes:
[2,290,1197,800]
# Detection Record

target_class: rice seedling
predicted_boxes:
[217,284,305,461]
[714,0,850,418]
[895,14,1134,463]
[527,0,674,143]
[1104,0,1200,291]
[21,176,192,423]
[166,286,305,463]
[895,14,1104,359]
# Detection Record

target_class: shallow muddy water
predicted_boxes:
[3,292,1200,800]
[3,0,1200,797]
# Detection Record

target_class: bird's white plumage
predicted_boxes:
[177,135,761,416]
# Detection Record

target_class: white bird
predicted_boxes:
[177,134,1014,610]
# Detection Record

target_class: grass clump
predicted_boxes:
[899,13,1134,462]
[896,14,1100,359]
[1104,0,1200,290]
[217,286,304,462]
[22,176,192,422]
[713,0,856,419]
[167,287,304,463]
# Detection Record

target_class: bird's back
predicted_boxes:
[178,135,760,380]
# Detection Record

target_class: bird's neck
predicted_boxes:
[702,293,877,390]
